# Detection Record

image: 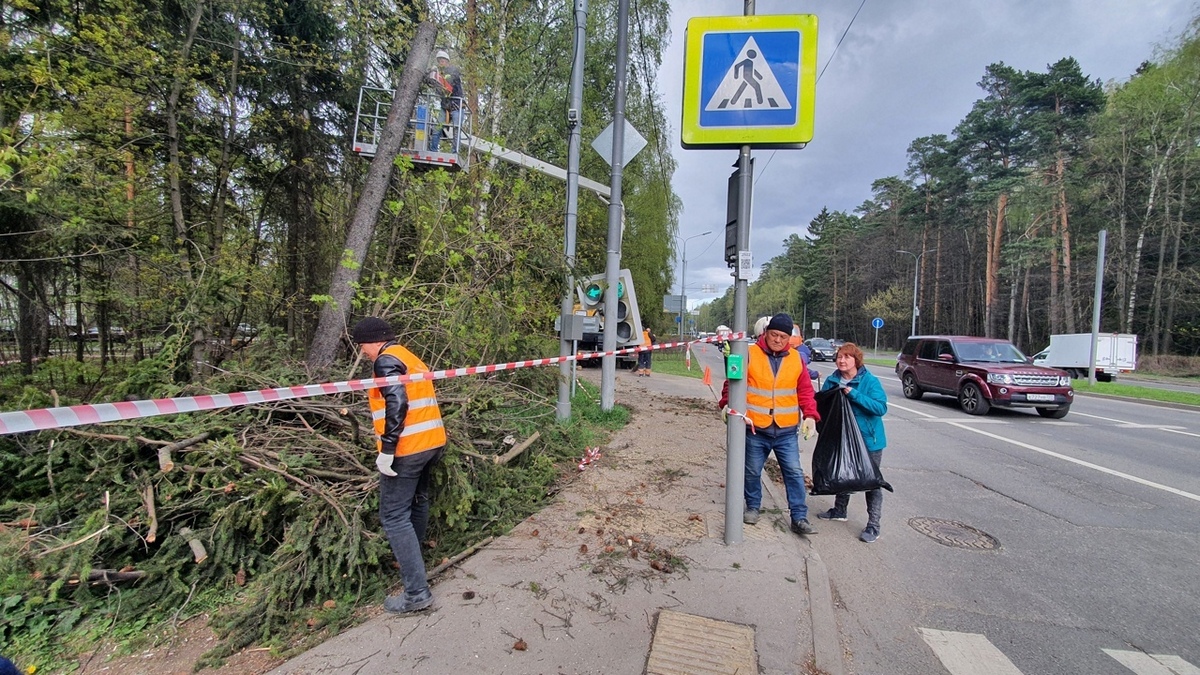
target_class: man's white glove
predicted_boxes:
[800,417,817,440]
[376,452,398,477]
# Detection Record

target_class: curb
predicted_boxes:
[806,551,844,675]
[1073,390,1200,412]
[762,475,845,674]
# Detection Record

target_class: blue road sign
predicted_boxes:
[872,317,884,329]
[699,31,800,129]
[681,15,818,148]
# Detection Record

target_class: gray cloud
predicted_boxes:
[655,0,1194,308]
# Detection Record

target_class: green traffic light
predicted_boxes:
[585,283,603,302]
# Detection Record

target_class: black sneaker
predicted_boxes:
[743,509,760,525]
[816,509,847,522]
[384,590,434,615]
[859,526,879,543]
[790,519,817,536]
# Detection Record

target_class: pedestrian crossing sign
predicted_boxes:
[682,14,818,149]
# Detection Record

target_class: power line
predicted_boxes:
[756,0,869,184]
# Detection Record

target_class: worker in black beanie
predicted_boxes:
[718,312,820,536]
[351,317,446,615]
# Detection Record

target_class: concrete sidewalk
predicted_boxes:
[269,369,843,675]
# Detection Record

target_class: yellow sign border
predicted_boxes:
[681,14,818,149]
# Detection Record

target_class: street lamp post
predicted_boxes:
[896,249,933,336]
[678,231,712,337]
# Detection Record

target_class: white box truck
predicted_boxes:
[1033,333,1137,381]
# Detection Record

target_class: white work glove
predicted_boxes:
[800,417,817,440]
[376,452,398,477]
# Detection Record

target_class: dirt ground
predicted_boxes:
[72,374,719,675]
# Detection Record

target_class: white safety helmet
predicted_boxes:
[435,50,450,61]
[753,316,770,337]
[716,325,730,336]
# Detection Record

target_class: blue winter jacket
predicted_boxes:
[821,366,888,452]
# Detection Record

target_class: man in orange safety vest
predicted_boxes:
[352,317,447,615]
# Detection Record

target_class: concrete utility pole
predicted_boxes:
[557,0,588,422]
[1088,230,1107,385]
[724,0,755,546]
[600,0,631,412]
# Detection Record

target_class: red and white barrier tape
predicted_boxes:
[0,332,746,435]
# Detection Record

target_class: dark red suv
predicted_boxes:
[895,336,1074,418]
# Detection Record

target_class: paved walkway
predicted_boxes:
[269,366,843,674]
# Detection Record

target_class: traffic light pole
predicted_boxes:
[600,0,630,412]
[557,0,588,422]
[723,0,755,547]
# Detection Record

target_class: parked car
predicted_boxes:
[895,335,1073,418]
[805,338,836,361]
[70,326,127,343]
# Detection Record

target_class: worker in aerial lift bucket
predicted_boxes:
[426,50,464,153]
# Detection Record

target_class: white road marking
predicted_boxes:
[918,628,1025,675]
[888,403,1200,504]
[1161,427,1200,439]
[1105,649,1200,674]
[1116,424,1186,430]
[1072,411,1134,423]
[917,418,1011,424]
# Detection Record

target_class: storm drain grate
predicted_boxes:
[909,517,1001,551]
[645,610,756,674]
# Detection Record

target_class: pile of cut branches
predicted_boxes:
[0,357,609,670]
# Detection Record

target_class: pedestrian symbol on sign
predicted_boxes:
[705,37,792,111]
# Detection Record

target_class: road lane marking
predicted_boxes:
[1116,424,1186,430]
[1105,649,1200,674]
[889,403,1200,505]
[917,419,1011,424]
[918,628,1025,675]
[1072,411,1133,423]
[1161,427,1200,439]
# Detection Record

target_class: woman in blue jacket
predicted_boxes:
[816,342,889,543]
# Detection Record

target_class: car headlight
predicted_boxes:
[987,373,1014,385]
[1058,376,1071,386]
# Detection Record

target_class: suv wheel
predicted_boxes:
[1037,405,1069,419]
[959,382,991,416]
[901,372,923,400]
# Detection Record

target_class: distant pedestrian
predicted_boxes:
[719,313,820,536]
[816,342,888,543]
[635,327,656,376]
[352,317,446,614]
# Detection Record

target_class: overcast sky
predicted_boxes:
[655,0,1197,312]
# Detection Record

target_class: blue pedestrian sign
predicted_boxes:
[682,15,818,149]
[872,317,884,329]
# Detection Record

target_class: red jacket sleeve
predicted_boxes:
[718,379,729,410]
[796,363,820,422]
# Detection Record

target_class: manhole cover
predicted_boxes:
[908,517,1000,550]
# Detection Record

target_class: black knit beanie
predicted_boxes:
[765,313,794,335]
[351,317,396,344]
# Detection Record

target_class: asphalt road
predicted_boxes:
[691,342,1200,675]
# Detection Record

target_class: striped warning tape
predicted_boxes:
[0,332,745,435]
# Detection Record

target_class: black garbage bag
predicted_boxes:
[810,388,893,495]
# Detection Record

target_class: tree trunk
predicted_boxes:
[166,0,207,379]
[306,22,439,370]
[985,194,1007,338]
[1057,152,1077,333]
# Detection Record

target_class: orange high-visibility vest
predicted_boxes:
[745,344,802,429]
[367,344,447,456]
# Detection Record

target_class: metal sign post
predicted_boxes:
[872,317,883,357]
[681,5,818,546]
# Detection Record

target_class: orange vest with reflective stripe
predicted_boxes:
[368,344,447,456]
[745,344,802,429]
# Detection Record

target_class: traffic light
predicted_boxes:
[575,269,643,347]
